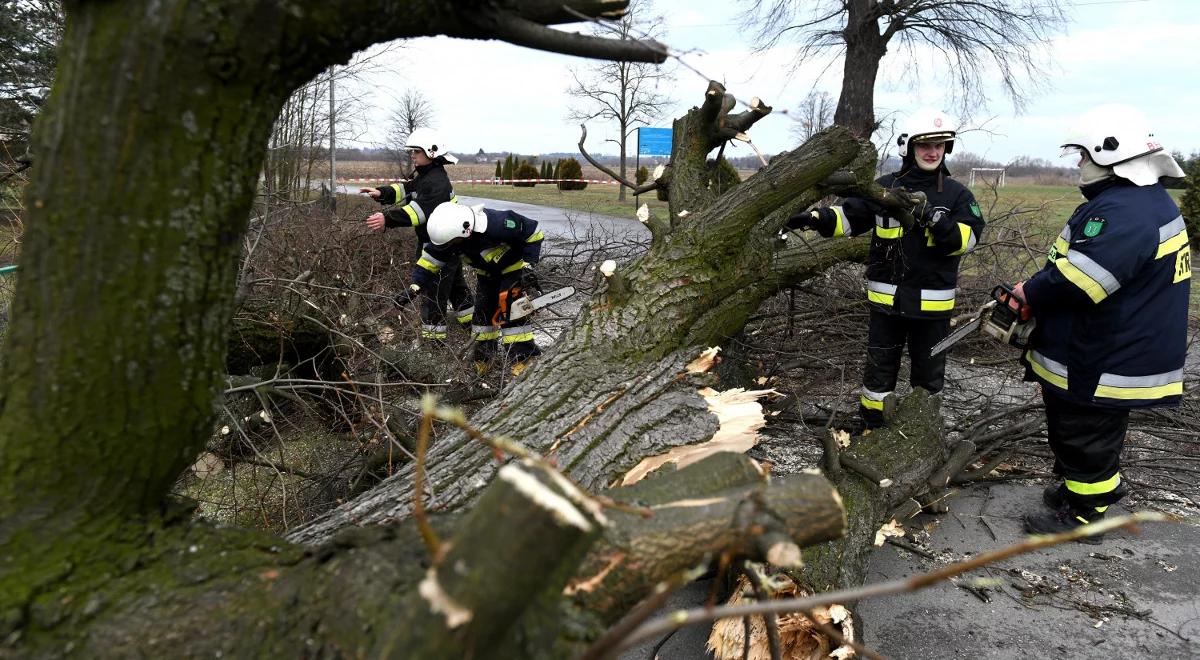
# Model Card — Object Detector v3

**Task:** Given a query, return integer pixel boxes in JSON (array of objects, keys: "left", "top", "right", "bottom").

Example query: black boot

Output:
[
  {"left": 1043, "top": 483, "right": 1068, "bottom": 510},
  {"left": 1023, "top": 505, "right": 1106, "bottom": 544}
]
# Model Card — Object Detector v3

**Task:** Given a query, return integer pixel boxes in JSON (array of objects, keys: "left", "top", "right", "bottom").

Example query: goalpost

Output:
[{"left": 968, "top": 167, "right": 1006, "bottom": 188}]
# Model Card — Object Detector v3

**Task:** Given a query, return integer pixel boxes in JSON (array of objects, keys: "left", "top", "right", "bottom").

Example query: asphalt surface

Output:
[{"left": 622, "top": 483, "right": 1200, "bottom": 659}]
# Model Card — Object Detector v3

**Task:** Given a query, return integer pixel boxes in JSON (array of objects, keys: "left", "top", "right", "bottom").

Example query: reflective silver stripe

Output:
[
  {"left": 421, "top": 324, "right": 447, "bottom": 333},
  {"left": 962, "top": 228, "right": 978, "bottom": 253},
  {"left": 866, "top": 281, "right": 897, "bottom": 295},
  {"left": 861, "top": 387, "right": 890, "bottom": 402},
  {"left": 1159, "top": 216, "right": 1186, "bottom": 242},
  {"left": 920, "top": 288, "right": 955, "bottom": 301},
  {"left": 875, "top": 215, "right": 900, "bottom": 229},
  {"left": 1029, "top": 350, "right": 1069, "bottom": 378},
  {"left": 1060, "top": 225, "right": 1071, "bottom": 240},
  {"left": 501, "top": 325, "right": 532, "bottom": 336},
  {"left": 1066, "top": 250, "right": 1121, "bottom": 296},
  {"left": 833, "top": 207, "right": 851, "bottom": 237},
  {"left": 472, "top": 325, "right": 499, "bottom": 334},
  {"left": 407, "top": 201, "right": 428, "bottom": 225},
  {"left": 420, "top": 250, "right": 445, "bottom": 267},
  {"left": 1098, "top": 369, "right": 1184, "bottom": 388}
]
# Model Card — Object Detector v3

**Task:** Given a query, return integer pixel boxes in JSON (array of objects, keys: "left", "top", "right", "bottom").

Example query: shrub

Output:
[
  {"left": 502, "top": 154, "right": 514, "bottom": 181},
  {"left": 1179, "top": 157, "right": 1200, "bottom": 248},
  {"left": 513, "top": 161, "right": 540, "bottom": 187},
  {"left": 636, "top": 165, "right": 650, "bottom": 186},
  {"left": 706, "top": 157, "right": 741, "bottom": 193},
  {"left": 556, "top": 157, "right": 588, "bottom": 191},
  {"left": 494, "top": 161, "right": 502, "bottom": 179}
]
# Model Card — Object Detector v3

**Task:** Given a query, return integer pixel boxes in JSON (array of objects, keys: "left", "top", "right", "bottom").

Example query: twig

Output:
[
  {"left": 413, "top": 394, "right": 441, "bottom": 558},
  {"left": 602, "top": 512, "right": 1175, "bottom": 658},
  {"left": 577, "top": 124, "right": 658, "bottom": 195},
  {"left": 739, "top": 562, "right": 782, "bottom": 660}
]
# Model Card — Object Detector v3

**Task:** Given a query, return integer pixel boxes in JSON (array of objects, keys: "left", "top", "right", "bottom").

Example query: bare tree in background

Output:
[
  {"left": 566, "top": 0, "right": 674, "bottom": 201},
  {"left": 740, "top": 0, "right": 1067, "bottom": 137},
  {"left": 790, "top": 89, "right": 835, "bottom": 143},
  {"left": 387, "top": 89, "right": 435, "bottom": 174}
]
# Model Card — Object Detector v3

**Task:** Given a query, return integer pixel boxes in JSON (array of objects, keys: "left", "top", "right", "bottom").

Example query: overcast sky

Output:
[{"left": 345, "top": 0, "right": 1199, "bottom": 165}]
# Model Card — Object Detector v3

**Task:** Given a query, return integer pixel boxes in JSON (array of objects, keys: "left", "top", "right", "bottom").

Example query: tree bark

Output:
[{"left": 834, "top": 1, "right": 889, "bottom": 138}]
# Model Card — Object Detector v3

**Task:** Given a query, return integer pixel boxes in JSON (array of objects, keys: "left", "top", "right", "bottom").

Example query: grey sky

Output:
[{"left": 348, "top": 0, "right": 1199, "bottom": 165}]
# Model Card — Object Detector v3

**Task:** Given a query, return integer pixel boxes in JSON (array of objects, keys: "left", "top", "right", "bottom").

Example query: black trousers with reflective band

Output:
[
  {"left": 1043, "top": 389, "right": 1128, "bottom": 509},
  {"left": 859, "top": 310, "right": 949, "bottom": 426}
]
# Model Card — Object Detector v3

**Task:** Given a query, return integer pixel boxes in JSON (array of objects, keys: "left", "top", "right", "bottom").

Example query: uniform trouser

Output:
[
  {"left": 470, "top": 271, "right": 540, "bottom": 362},
  {"left": 1043, "top": 389, "right": 1128, "bottom": 512},
  {"left": 859, "top": 310, "right": 950, "bottom": 427},
  {"left": 418, "top": 259, "right": 473, "bottom": 340}
]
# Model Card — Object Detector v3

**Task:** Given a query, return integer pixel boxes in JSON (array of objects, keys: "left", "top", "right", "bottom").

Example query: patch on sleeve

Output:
[
  {"left": 1083, "top": 217, "right": 1106, "bottom": 237},
  {"left": 969, "top": 202, "right": 982, "bottom": 218},
  {"left": 504, "top": 218, "right": 517, "bottom": 230}
]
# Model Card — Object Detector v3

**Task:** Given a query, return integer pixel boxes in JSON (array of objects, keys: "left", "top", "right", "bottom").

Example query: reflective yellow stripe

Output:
[
  {"left": 1094, "top": 381, "right": 1182, "bottom": 401},
  {"left": 1025, "top": 351, "right": 1068, "bottom": 390},
  {"left": 860, "top": 395, "right": 885, "bottom": 411},
  {"left": 474, "top": 330, "right": 501, "bottom": 341},
  {"left": 403, "top": 205, "right": 420, "bottom": 227},
  {"left": 948, "top": 223, "right": 974, "bottom": 256},
  {"left": 389, "top": 184, "right": 404, "bottom": 199},
  {"left": 1156, "top": 231, "right": 1188, "bottom": 259},
  {"left": 866, "top": 291, "right": 895, "bottom": 306},
  {"left": 501, "top": 260, "right": 527, "bottom": 274},
  {"left": 482, "top": 245, "right": 510, "bottom": 263},
  {"left": 1065, "top": 473, "right": 1121, "bottom": 496},
  {"left": 1053, "top": 236, "right": 1070, "bottom": 256},
  {"left": 921, "top": 299, "right": 955, "bottom": 312},
  {"left": 832, "top": 207, "right": 849, "bottom": 238},
  {"left": 875, "top": 226, "right": 902, "bottom": 239},
  {"left": 417, "top": 257, "right": 441, "bottom": 273},
  {"left": 501, "top": 332, "right": 535, "bottom": 344},
  {"left": 526, "top": 230, "right": 544, "bottom": 243},
  {"left": 455, "top": 311, "right": 473, "bottom": 324},
  {"left": 420, "top": 330, "right": 447, "bottom": 339},
  {"left": 1053, "top": 258, "right": 1108, "bottom": 303}
]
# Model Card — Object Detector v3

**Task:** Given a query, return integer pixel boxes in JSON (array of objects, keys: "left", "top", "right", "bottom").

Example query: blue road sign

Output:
[{"left": 637, "top": 127, "right": 673, "bottom": 156}]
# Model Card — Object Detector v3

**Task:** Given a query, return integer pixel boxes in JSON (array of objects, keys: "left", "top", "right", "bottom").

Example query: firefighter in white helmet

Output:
[
  {"left": 361, "top": 128, "right": 471, "bottom": 342},
  {"left": 787, "top": 107, "right": 986, "bottom": 430},
  {"left": 1014, "top": 104, "right": 1188, "bottom": 541},
  {"left": 419, "top": 202, "right": 545, "bottom": 373}
]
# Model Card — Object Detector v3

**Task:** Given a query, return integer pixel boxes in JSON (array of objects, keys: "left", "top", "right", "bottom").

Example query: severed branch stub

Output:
[{"left": 577, "top": 124, "right": 659, "bottom": 195}]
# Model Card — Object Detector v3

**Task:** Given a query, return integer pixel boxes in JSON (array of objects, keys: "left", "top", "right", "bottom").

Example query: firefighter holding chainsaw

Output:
[
  {"left": 788, "top": 108, "right": 985, "bottom": 430},
  {"left": 1013, "top": 105, "right": 1189, "bottom": 539},
  {"left": 362, "top": 128, "right": 473, "bottom": 342},
  {"left": 420, "top": 202, "right": 545, "bottom": 372}
]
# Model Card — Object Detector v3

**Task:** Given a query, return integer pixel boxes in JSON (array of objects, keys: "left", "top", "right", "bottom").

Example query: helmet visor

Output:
[{"left": 912, "top": 132, "right": 955, "bottom": 145}]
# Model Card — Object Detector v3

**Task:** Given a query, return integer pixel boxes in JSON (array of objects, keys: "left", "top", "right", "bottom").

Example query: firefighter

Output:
[
  {"left": 421, "top": 202, "right": 545, "bottom": 373},
  {"left": 788, "top": 108, "right": 985, "bottom": 430},
  {"left": 1015, "top": 104, "right": 1188, "bottom": 540},
  {"left": 361, "top": 128, "right": 472, "bottom": 342}
]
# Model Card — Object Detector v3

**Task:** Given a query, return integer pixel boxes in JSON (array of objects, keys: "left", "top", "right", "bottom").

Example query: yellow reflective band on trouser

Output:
[
  {"left": 420, "top": 325, "right": 447, "bottom": 340},
  {"left": 1093, "top": 369, "right": 1184, "bottom": 402},
  {"left": 1025, "top": 350, "right": 1068, "bottom": 390},
  {"left": 860, "top": 388, "right": 890, "bottom": 411},
  {"left": 832, "top": 207, "right": 850, "bottom": 237},
  {"left": 526, "top": 230, "right": 544, "bottom": 243},
  {"left": 1054, "top": 251, "right": 1120, "bottom": 303},
  {"left": 501, "top": 260, "right": 527, "bottom": 274},
  {"left": 473, "top": 325, "right": 501, "bottom": 341},
  {"left": 875, "top": 225, "right": 902, "bottom": 239},
  {"left": 500, "top": 326, "right": 534, "bottom": 344},
  {"left": 455, "top": 311, "right": 473, "bottom": 324},
  {"left": 1156, "top": 216, "right": 1188, "bottom": 259},
  {"left": 1065, "top": 472, "right": 1121, "bottom": 496},
  {"left": 948, "top": 223, "right": 977, "bottom": 256}
]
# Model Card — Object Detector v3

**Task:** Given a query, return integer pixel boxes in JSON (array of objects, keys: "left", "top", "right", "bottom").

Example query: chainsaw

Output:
[
  {"left": 458, "top": 286, "right": 576, "bottom": 322},
  {"left": 929, "top": 283, "right": 1035, "bottom": 357}
]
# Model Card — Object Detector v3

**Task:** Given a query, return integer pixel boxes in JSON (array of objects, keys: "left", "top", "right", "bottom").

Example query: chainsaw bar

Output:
[{"left": 929, "top": 310, "right": 988, "bottom": 357}]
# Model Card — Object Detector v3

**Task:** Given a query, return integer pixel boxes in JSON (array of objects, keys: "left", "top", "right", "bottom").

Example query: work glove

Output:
[
  {"left": 898, "top": 191, "right": 948, "bottom": 228},
  {"left": 786, "top": 209, "right": 820, "bottom": 231},
  {"left": 394, "top": 283, "right": 421, "bottom": 308},
  {"left": 519, "top": 266, "right": 543, "bottom": 296}
]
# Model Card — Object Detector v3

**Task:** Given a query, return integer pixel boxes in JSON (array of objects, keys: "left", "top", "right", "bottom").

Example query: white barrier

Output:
[{"left": 339, "top": 178, "right": 621, "bottom": 185}]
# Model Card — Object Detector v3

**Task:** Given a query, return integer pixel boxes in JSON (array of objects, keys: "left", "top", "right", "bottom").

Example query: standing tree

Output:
[
  {"left": 790, "top": 89, "right": 835, "bottom": 143},
  {"left": 566, "top": 0, "right": 674, "bottom": 201},
  {"left": 0, "top": 0, "right": 62, "bottom": 159},
  {"left": 387, "top": 88, "right": 435, "bottom": 172},
  {"left": 740, "top": 0, "right": 1067, "bottom": 137}
]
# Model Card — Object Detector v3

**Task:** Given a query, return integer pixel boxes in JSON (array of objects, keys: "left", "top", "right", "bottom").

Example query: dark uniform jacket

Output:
[
  {"left": 375, "top": 158, "right": 456, "bottom": 244},
  {"left": 412, "top": 209, "right": 544, "bottom": 288},
  {"left": 1022, "top": 178, "right": 1190, "bottom": 409},
  {"left": 806, "top": 164, "right": 985, "bottom": 318}
]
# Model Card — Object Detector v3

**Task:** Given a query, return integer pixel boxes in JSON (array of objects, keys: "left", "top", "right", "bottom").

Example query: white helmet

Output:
[
  {"left": 1060, "top": 104, "right": 1183, "bottom": 185},
  {"left": 405, "top": 128, "right": 458, "bottom": 164},
  {"left": 897, "top": 108, "right": 957, "bottom": 158},
  {"left": 427, "top": 203, "right": 486, "bottom": 245}
]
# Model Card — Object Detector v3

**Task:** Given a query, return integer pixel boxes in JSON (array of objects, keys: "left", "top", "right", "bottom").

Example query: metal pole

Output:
[
  {"left": 329, "top": 65, "right": 337, "bottom": 214},
  {"left": 634, "top": 128, "right": 641, "bottom": 208}
]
